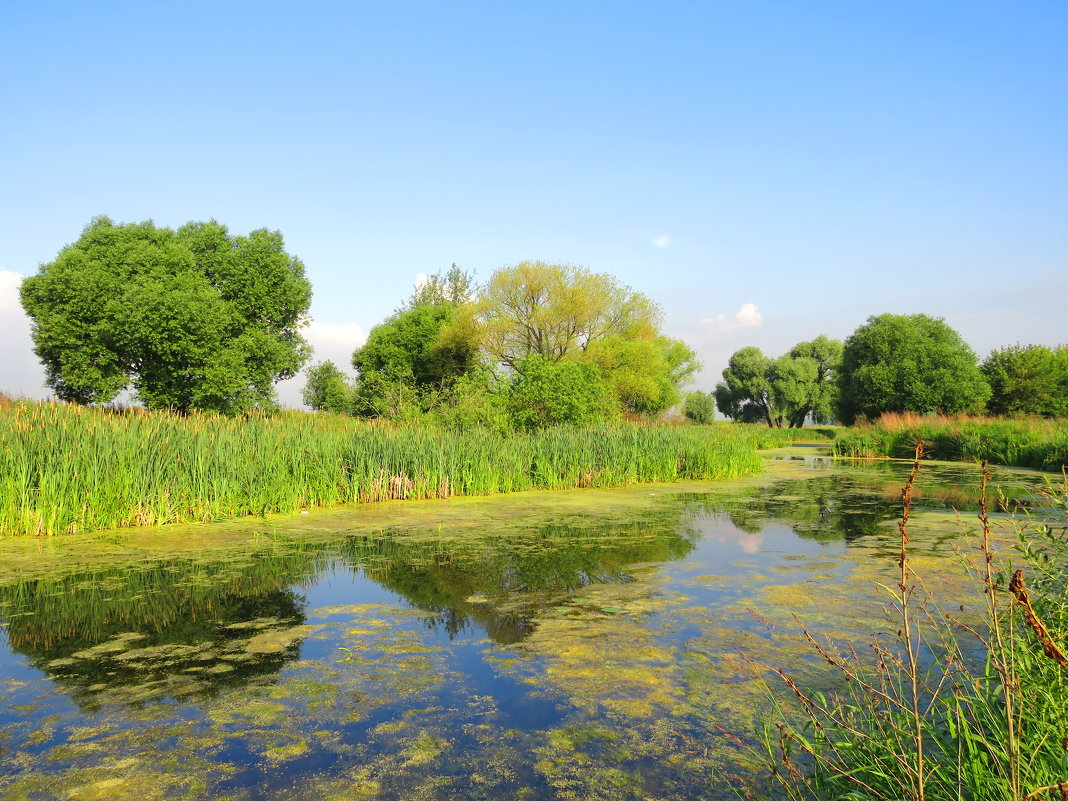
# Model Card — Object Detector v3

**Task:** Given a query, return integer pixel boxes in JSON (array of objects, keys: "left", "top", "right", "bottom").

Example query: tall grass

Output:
[
  {"left": 761, "top": 450, "right": 1068, "bottom": 801},
  {"left": 0, "top": 401, "right": 803, "bottom": 536},
  {"left": 833, "top": 412, "right": 1068, "bottom": 471}
]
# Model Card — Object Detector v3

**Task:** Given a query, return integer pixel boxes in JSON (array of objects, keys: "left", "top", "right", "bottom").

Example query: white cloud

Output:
[
  {"left": 652, "top": 234, "right": 672, "bottom": 248},
  {"left": 0, "top": 269, "right": 50, "bottom": 398},
  {"left": 414, "top": 272, "right": 430, "bottom": 289},
  {"left": 701, "top": 303, "right": 763, "bottom": 332},
  {"left": 274, "top": 319, "right": 367, "bottom": 408}
]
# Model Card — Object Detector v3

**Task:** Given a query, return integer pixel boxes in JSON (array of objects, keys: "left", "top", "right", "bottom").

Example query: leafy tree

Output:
[
  {"left": 714, "top": 347, "right": 775, "bottom": 425},
  {"left": 19, "top": 216, "right": 311, "bottom": 413},
  {"left": 982, "top": 344, "right": 1068, "bottom": 417},
  {"left": 788, "top": 335, "right": 843, "bottom": 424},
  {"left": 351, "top": 302, "right": 480, "bottom": 418},
  {"left": 406, "top": 264, "right": 476, "bottom": 309},
  {"left": 302, "top": 361, "right": 353, "bottom": 414},
  {"left": 507, "top": 355, "right": 616, "bottom": 429},
  {"left": 836, "top": 313, "right": 990, "bottom": 425},
  {"left": 683, "top": 391, "right": 716, "bottom": 424},
  {"left": 714, "top": 338, "right": 842, "bottom": 427},
  {"left": 583, "top": 335, "right": 700, "bottom": 417},
  {"left": 478, "top": 261, "right": 660, "bottom": 368}
]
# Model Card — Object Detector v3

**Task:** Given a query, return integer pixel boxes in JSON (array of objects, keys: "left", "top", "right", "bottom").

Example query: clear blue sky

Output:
[{"left": 2, "top": 1, "right": 1066, "bottom": 404}]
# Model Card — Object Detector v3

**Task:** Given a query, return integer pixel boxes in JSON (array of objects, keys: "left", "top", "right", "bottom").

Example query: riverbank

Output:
[{"left": 832, "top": 413, "right": 1068, "bottom": 471}]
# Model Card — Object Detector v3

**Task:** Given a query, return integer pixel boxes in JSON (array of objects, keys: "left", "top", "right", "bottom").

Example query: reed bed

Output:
[
  {"left": 0, "top": 401, "right": 801, "bottom": 536},
  {"left": 762, "top": 455, "right": 1068, "bottom": 801},
  {"left": 833, "top": 412, "right": 1068, "bottom": 471}
]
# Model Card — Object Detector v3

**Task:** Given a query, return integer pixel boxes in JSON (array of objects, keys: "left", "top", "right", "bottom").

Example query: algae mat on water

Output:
[{"left": 0, "top": 453, "right": 1038, "bottom": 800}]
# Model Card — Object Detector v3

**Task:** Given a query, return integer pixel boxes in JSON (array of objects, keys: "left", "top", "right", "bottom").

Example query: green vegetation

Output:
[
  {"left": 982, "top": 343, "right": 1068, "bottom": 418},
  {"left": 683, "top": 390, "right": 716, "bottom": 424},
  {"left": 763, "top": 459, "right": 1068, "bottom": 801},
  {"left": 714, "top": 336, "right": 842, "bottom": 427},
  {"left": 832, "top": 413, "right": 1068, "bottom": 471},
  {"left": 301, "top": 361, "right": 353, "bottom": 414},
  {"left": 0, "top": 398, "right": 813, "bottom": 536},
  {"left": 837, "top": 313, "right": 990, "bottom": 424},
  {"left": 19, "top": 217, "right": 312, "bottom": 413},
  {"left": 324, "top": 261, "right": 700, "bottom": 428}
]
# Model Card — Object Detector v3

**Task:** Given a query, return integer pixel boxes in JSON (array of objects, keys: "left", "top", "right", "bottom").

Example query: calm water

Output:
[{"left": 0, "top": 452, "right": 1036, "bottom": 800}]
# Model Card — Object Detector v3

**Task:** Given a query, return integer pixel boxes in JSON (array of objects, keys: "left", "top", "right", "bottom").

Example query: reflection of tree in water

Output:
[
  {"left": 0, "top": 503, "right": 701, "bottom": 706},
  {"left": 685, "top": 464, "right": 1016, "bottom": 545},
  {"left": 0, "top": 551, "right": 324, "bottom": 708},
  {"left": 340, "top": 515, "right": 699, "bottom": 643}
]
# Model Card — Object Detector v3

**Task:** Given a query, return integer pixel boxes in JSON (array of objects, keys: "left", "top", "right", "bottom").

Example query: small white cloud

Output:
[
  {"left": 414, "top": 273, "right": 430, "bottom": 289},
  {"left": 701, "top": 303, "right": 764, "bottom": 331},
  {"left": 652, "top": 234, "right": 672, "bottom": 248}
]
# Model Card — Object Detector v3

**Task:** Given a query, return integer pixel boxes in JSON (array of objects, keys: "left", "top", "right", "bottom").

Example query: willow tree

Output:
[{"left": 477, "top": 261, "right": 660, "bottom": 368}]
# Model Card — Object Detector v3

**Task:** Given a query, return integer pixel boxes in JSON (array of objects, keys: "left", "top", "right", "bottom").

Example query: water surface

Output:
[{"left": 0, "top": 452, "right": 1036, "bottom": 800}]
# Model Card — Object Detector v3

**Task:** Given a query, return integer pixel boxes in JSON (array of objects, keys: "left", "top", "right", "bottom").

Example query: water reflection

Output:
[{"left": 0, "top": 456, "right": 1038, "bottom": 800}]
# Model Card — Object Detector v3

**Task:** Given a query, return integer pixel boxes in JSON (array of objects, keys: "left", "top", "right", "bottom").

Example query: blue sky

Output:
[{"left": 2, "top": 1, "right": 1066, "bottom": 405}]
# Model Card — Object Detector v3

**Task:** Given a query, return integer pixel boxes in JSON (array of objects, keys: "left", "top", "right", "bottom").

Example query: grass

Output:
[
  {"left": 0, "top": 399, "right": 824, "bottom": 536},
  {"left": 760, "top": 447, "right": 1068, "bottom": 801},
  {"left": 833, "top": 412, "right": 1068, "bottom": 471}
]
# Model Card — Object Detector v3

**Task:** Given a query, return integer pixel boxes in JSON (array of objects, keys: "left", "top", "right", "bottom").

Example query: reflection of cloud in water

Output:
[{"left": 693, "top": 514, "right": 765, "bottom": 553}]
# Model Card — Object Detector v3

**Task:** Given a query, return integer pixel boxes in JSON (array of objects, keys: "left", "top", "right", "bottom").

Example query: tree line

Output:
[
  {"left": 693, "top": 314, "right": 1068, "bottom": 427},
  {"left": 18, "top": 217, "right": 1067, "bottom": 426}
]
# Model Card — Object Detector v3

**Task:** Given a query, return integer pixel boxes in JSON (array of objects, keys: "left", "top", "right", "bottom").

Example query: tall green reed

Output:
[
  {"left": 833, "top": 414, "right": 1068, "bottom": 471},
  {"left": 0, "top": 401, "right": 803, "bottom": 536},
  {"left": 760, "top": 449, "right": 1068, "bottom": 801}
]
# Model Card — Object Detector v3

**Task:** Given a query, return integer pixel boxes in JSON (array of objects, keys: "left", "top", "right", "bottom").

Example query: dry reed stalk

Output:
[
  {"left": 1009, "top": 570, "right": 1068, "bottom": 670},
  {"left": 897, "top": 441, "right": 927, "bottom": 801}
]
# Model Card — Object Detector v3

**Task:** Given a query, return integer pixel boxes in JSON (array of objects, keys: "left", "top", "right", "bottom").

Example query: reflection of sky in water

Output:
[{"left": 0, "top": 456, "right": 1030, "bottom": 800}]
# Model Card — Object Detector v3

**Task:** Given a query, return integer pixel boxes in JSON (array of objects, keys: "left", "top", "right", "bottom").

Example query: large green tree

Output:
[
  {"left": 19, "top": 217, "right": 311, "bottom": 413},
  {"left": 836, "top": 313, "right": 990, "bottom": 424},
  {"left": 982, "top": 344, "right": 1068, "bottom": 417},
  {"left": 714, "top": 338, "right": 841, "bottom": 427}
]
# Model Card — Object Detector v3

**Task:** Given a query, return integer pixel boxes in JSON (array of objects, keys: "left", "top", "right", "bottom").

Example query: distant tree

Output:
[
  {"left": 836, "top": 313, "right": 990, "bottom": 425},
  {"left": 19, "top": 216, "right": 311, "bottom": 413},
  {"left": 787, "top": 335, "right": 843, "bottom": 424},
  {"left": 478, "top": 261, "right": 660, "bottom": 368},
  {"left": 351, "top": 301, "right": 480, "bottom": 418},
  {"left": 507, "top": 355, "right": 615, "bottom": 429},
  {"left": 683, "top": 391, "right": 716, "bottom": 424},
  {"left": 302, "top": 361, "right": 353, "bottom": 414},
  {"left": 406, "top": 264, "right": 476, "bottom": 309},
  {"left": 715, "top": 347, "right": 775, "bottom": 425},
  {"left": 982, "top": 344, "right": 1068, "bottom": 417},
  {"left": 714, "top": 337, "right": 843, "bottom": 427}
]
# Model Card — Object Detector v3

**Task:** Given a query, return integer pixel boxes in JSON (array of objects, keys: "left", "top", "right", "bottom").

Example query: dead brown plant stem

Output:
[
  {"left": 979, "top": 460, "right": 1023, "bottom": 800},
  {"left": 899, "top": 441, "right": 926, "bottom": 801}
]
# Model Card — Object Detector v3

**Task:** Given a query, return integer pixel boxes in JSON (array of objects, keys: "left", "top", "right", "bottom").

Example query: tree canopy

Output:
[
  {"left": 477, "top": 261, "right": 660, "bottom": 369},
  {"left": 19, "top": 217, "right": 311, "bottom": 413},
  {"left": 982, "top": 344, "right": 1068, "bottom": 418},
  {"left": 350, "top": 266, "right": 483, "bottom": 418},
  {"left": 714, "top": 337, "right": 842, "bottom": 427},
  {"left": 836, "top": 313, "right": 990, "bottom": 424},
  {"left": 302, "top": 361, "right": 353, "bottom": 414}
]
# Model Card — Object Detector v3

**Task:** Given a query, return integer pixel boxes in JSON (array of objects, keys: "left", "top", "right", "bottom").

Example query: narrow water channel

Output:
[{"left": 0, "top": 450, "right": 1037, "bottom": 800}]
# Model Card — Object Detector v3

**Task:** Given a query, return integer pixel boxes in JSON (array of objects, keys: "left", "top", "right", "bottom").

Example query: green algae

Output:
[{"left": 0, "top": 452, "right": 1051, "bottom": 801}]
